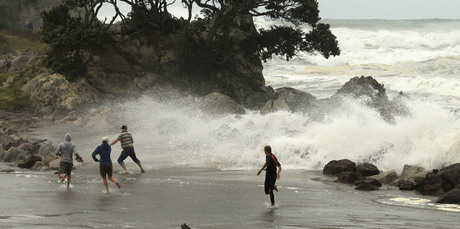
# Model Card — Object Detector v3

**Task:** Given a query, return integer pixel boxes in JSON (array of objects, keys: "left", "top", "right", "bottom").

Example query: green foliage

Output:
[
  {"left": 0, "top": 85, "right": 31, "bottom": 111},
  {"left": 122, "top": 5, "right": 183, "bottom": 36},
  {"left": 43, "top": 50, "right": 87, "bottom": 79},
  {"left": 0, "top": 68, "right": 38, "bottom": 112},
  {"left": 0, "top": 33, "right": 8, "bottom": 53},
  {"left": 41, "top": 3, "right": 106, "bottom": 80}
]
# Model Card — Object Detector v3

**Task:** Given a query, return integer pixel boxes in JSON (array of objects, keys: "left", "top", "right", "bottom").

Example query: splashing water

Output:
[{"left": 80, "top": 93, "right": 460, "bottom": 173}]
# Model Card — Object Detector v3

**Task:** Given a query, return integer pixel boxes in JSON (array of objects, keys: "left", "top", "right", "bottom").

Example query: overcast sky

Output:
[
  {"left": 99, "top": 0, "right": 460, "bottom": 21},
  {"left": 318, "top": 0, "right": 460, "bottom": 19}
]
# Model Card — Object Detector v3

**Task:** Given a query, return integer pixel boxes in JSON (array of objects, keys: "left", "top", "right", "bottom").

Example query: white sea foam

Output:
[{"left": 84, "top": 93, "right": 460, "bottom": 174}]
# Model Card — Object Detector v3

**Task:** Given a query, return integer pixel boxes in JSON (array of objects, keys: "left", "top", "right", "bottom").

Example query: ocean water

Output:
[{"left": 3, "top": 19, "right": 460, "bottom": 228}]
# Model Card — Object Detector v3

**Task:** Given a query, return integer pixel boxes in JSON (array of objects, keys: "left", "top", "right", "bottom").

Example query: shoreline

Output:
[{"left": 1, "top": 166, "right": 460, "bottom": 228}]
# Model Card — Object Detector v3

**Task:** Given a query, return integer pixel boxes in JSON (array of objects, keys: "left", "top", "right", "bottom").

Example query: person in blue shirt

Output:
[
  {"left": 92, "top": 136, "right": 120, "bottom": 194},
  {"left": 257, "top": 145, "right": 282, "bottom": 206}
]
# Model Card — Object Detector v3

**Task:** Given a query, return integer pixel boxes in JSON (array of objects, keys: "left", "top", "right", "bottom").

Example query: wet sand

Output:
[{"left": 1, "top": 165, "right": 460, "bottom": 229}]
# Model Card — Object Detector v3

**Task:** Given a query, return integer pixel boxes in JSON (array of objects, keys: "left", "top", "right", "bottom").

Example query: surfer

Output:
[
  {"left": 55, "top": 133, "right": 83, "bottom": 190},
  {"left": 257, "top": 145, "right": 282, "bottom": 206},
  {"left": 92, "top": 136, "right": 121, "bottom": 194},
  {"left": 110, "top": 125, "right": 145, "bottom": 174}
]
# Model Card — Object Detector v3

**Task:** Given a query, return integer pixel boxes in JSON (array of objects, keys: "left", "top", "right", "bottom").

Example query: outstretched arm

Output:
[
  {"left": 257, "top": 163, "right": 267, "bottom": 175},
  {"left": 110, "top": 138, "right": 119, "bottom": 146}
]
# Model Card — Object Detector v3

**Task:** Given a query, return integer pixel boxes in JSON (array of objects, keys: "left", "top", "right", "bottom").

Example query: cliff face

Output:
[{"left": 6, "top": 0, "right": 61, "bottom": 31}]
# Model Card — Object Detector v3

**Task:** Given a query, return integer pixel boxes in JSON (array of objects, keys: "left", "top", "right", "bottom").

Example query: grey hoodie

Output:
[{"left": 55, "top": 133, "right": 80, "bottom": 164}]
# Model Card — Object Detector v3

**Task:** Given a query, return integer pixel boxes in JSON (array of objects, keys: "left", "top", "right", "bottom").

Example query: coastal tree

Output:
[
  {"left": 182, "top": 0, "right": 340, "bottom": 63},
  {"left": 41, "top": 1, "right": 109, "bottom": 79}
]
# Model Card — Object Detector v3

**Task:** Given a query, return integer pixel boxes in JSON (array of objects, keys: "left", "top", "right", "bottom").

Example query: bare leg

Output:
[
  {"left": 66, "top": 175, "right": 71, "bottom": 190},
  {"left": 102, "top": 176, "right": 110, "bottom": 194},
  {"left": 108, "top": 176, "right": 120, "bottom": 188},
  {"left": 137, "top": 162, "right": 145, "bottom": 173},
  {"left": 120, "top": 163, "right": 129, "bottom": 174},
  {"left": 59, "top": 174, "right": 66, "bottom": 182}
]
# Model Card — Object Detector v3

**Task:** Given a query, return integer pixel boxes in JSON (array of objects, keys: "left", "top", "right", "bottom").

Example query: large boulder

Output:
[
  {"left": 260, "top": 87, "right": 317, "bottom": 114},
  {"left": 438, "top": 163, "right": 460, "bottom": 188},
  {"left": 30, "top": 161, "right": 45, "bottom": 170},
  {"left": 42, "top": 153, "right": 58, "bottom": 166},
  {"left": 3, "top": 147, "right": 26, "bottom": 162},
  {"left": 356, "top": 163, "right": 380, "bottom": 177},
  {"left": 323, "top": 159, "right": 356, "bottom": 176},
  {"left": 355, "top": 179, "right": 382, "bottom": 191},
  {"left": 18, "top": 154, "right": 42, "bottom": 169},
  {"left": 331, "top": 76, "right": 394, "bottom": 122},
  {"left": 336, "top": 171, "right": 360, "bottom": 184},
  {"left": 436, "top": 188, "right": 460, "bottom": 204},
  {"left": 37, "top": 140, "right": 56, "bottom": 156},
  {"left": 399, "top": 164, "right": 427, "bottom": 182},
  {"left": 48, "top": 158, "right": 61, "bottom": 170},
  {"left": 23, "top": 72, "right": 101, "bottom": 119},
  {"left": 198, "top": 92, "right": 246, "bottom": 115},
  {"left": 368, "top": 170, "right": 399, "bottom": 185}
]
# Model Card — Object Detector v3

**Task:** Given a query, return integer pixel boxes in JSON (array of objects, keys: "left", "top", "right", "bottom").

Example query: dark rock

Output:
[
  {"left": 419, "top": 184, "right": 445, "bottom": 196},
  {"left": 332, "top": 76, "right": 394, "bottom": 122},
  {"left": 355, "top": 182, "right": 379, "bottom": 191},
  {"left": 336, "top": 171, "right": 360, "bottom": 184},
  {"left": 323, "top": 159, "right": 356, "bottom": 176},
  {"left": 356, "top": 163, "right": 380, "bottom": 177},
  {"left": 260, "top": 87, "right": 317, "bottom": 114},
  {"left": 439, "top": 163, "right": 460, "bottom": 188},
  {"left": 436, "top": 189, "right": 460, "bottom": 204},
  {"left": 18, "top": 154, "right": 42, "bottom": 169},
  {"left": 398, "top": 180, "right": 416, "bottom": 190},
  {"left": 181, "top": 223, "right": 191, "bottom": 229},
  {"left": 368, "top": 170, "right": 399, "bottom": 185}
]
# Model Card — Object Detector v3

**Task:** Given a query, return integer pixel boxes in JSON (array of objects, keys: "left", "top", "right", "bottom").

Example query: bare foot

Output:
[
  {"left": 106, "top": 191, "right": 110, "bottom": 194},
  {"left": 116, "top": 182, "right": 121, "bottom": 189},
  {"left": 274, "top": 185, "right": 278, "bottom": 192},
  {"left": 141, "top": 169, "right": 145, "bottom": 173}
]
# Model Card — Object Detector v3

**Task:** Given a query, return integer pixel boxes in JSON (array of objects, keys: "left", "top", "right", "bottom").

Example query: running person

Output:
[
  {"left": 92, "top": 136, "right": 121, "bottom": 194},
  {"left": 257, "top": 145, "right": 282, "bottom": 206},
  {"left": 55, "top": 133, "right": 83, "bottom": 190},
  {"left": 110, "top": 125, "right": 145, "bottom": 174}
]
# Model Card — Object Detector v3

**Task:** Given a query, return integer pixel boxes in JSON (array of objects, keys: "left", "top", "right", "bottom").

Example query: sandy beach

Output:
[{"left": 1, "top": 165, "right": 460, "bottom": 229}]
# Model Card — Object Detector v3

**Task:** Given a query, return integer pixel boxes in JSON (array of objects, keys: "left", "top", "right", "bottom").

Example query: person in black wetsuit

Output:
[{"left": 257, "top": 145, "right": 282, "bottom": 206}]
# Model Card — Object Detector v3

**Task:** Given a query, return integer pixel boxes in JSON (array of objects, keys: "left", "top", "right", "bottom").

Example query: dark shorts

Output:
[
  {"left": 117, "top": 147, "right": 140, "bottom": 164},
  {"left": 264, "top": 171, "right": 277, "bottom": 194},
  {"left": 100, "top": 165, "right": 113, "bottom": 177},
  {"left": 59, "top": 162, "right": 73, "bottom": 176}
]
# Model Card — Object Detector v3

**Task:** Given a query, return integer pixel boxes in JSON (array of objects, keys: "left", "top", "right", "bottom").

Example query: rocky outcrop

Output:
[
  {"left": 323, "top": 159, "right": 382, "bottom": 190},
  {"left": 23, "top": 72, "right": 101, "bottom": 119},
  {"left": 198, "top": 92, "right": 246, "bottom": 115},
  {"left": 436, "top": 189, "right": 460, "bottom": 204},
  {"left": 260, "top": 87, "right": 317, "bottom": 114},
  {"left": 331, "top": 76, "right": 394, "bottom": 122},
  {"left": 369, "top": 170, "right": 399, "bottom": 185},
  {"left": 323, "top": 159, "right": 356, "bottom": 175}
]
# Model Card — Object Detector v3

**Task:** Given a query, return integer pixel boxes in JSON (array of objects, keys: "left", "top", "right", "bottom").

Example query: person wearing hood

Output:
[
  {"left": 55, "top": 133, "right": 83, "bottom": 190},
  {"left": 92, "top": 136, "right": 121, "bottom": 194}
]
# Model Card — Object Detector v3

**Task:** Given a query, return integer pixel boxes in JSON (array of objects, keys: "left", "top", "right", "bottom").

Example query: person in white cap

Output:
[{"left": 92, "top": 136, "right": 120, "bottom": 194}]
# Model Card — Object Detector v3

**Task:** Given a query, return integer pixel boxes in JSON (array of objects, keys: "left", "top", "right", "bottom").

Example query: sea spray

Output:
[{"left": 81, "top": 94, "right": 460, "bottom": 173}]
